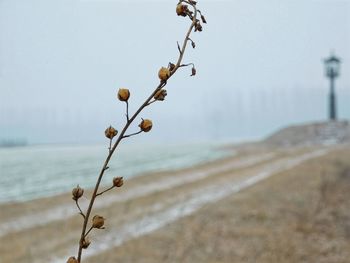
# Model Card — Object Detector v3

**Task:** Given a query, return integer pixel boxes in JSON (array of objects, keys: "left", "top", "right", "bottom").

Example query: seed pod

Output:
[
  {"left": 139, "top": 119, "right": 153, "bottom": 132},
  {"left": 92, "top": 215, "right": 105, "bottom": 229},
  {"left": 201, "top": 14, "right": 207, "bottom": 24},
  {"left": 72, "top": 185, "right": 84, "bottom": 201},
  {"left": 176, "top": 4, "right": 188, "bottom": 17},
  {"left": 195, "top": 22, "right": 203, "bottom": 32},
  {"left": 105, "top": 126, "right": 118, "bottom": 139},
  {"left": 67, "top": 257, "right": 78, "bottom": 263},
  {"left": 191, "top": 67, "right": 196, "bottom": 76},
  {"left": 117, "top": 88, "right": 130, "bottom": 102},
  {"left": 191, "top": 41, "right": 196, "bottom": 49},
  {"left": 158, "top": 67, "right": 170, "bottom": 81},
  {"left": 81, "top": 238, "right": 91, "bottom": 249},
  {"left": 113, "top": 177, "right": 124, "bottom": 187},
  {"left": 154, "top": 89, "right": 167, "bottom": 101}
]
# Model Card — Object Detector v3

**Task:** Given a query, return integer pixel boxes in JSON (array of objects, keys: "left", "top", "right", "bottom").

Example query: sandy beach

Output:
[{"left": 1, "top": 139, "right": 349, "bottom": 263}]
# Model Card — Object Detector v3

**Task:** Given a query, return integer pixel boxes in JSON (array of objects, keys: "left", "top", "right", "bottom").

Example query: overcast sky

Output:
[{"left": 0, "top": 0, "right": 349, "bottom": 144}]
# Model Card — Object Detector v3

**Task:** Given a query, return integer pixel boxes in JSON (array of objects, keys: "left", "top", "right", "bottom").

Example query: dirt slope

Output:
[
  {"left": 265, "top": 120, "right": 350, "bottom": 147},
  {"left": 87, "top": 146, "right": 350, "bottom": 263}
]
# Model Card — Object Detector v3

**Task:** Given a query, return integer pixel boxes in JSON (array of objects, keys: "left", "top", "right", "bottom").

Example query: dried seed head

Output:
[
  {"left": 113, "top": 177, "right": 124, "bottom": 187},
  {"left": 66, "top": 257, "right": 78, "bottom": 263},
  {"left": 105, "top": 126, "right": 118, "bottom": 139},
  {"left": 81, "top": 238, "right": 91, "bottom": 249},
  {"left": 117, "top": 88, "right": 130, "bottom": 102},
  {"left": 139, "top": 119, "right": 153, "bottom": 132},
  {"left": 92, "top": 215, "right": 105, "bottom": 229},
  {"left": 158, "top": 67, "right": 170, "bottom": 81},
  {"left": 154, "top": 89, "right": 167, "bottom": 101},
  {"left": 195, "top": 22, "right": 203, "bottom": 32},
  {"left": 176, "top": 4, "right": 188, "bottom": 17},
  {"left": 72, "top": 185, "right": 84, "bottom": 201}
]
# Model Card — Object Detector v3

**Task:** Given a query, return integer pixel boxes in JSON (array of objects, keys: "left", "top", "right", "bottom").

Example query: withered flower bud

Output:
[
  {"left": 92, "top": 215, "right": 105, "bottom": 229},
  {"left": 117, "top": 88, "right": 130, "bottom": 102},
  {"left": 169, "top": 62, "right": 176, "bottom": 71},
  {"left": 105, "top": 126, "right": 118, "bottom": 139},
  {"left": 113, "top": 177, "right": 124, "bottom": 187},
  {"left": 72, "top": 185, "right": 84, "bottom": 201},
  {"left": 201, "top": 14, "right": 207, "bottom": 24},
  {"left": 81, "top": 238, "right": 91, "bottom": 249},
  {"left": 195, "top": 22, "right": 203, "bottom": 32},
  {"left": 67, "top": 257, "right": 78, "bottom": 263},
  {"left": 191, "top": 41, "right": 196, "bottom": 49},
  {"left": 191, "top": 67, "right": 196, "bottom": 76},
  {"left": 154, "top": 89, "right": 167, "bottom": 101},
  {"left": 158, "top": 67, "right": 170, "bottom": 81},
  {"left": 139, "top": 119, "right": 153, "bottom": 132},
  {"left": 176, "top": 4, "right": 188, "bottom": 17}
]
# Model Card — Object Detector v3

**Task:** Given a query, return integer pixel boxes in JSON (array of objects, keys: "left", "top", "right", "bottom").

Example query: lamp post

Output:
[{"left": 324, "top": 53, "right": 341, "bottom": 121}]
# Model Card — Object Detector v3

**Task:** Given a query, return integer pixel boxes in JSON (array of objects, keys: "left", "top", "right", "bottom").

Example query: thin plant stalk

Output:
[{"left": 72, "top": 1, "right": 204, "bottom": 262}]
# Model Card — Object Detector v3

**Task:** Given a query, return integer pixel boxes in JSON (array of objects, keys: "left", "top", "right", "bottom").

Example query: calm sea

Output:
[{"left": 0, "top": 142, "right": 231, "bottom": 203}]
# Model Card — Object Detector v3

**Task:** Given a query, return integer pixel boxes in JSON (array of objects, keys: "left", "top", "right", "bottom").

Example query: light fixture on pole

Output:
[{"left": 324, "top": 52, "right": 341, "bottom": 121}]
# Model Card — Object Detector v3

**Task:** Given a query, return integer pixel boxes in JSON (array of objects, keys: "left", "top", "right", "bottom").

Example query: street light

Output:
[{"left": 324, "top": 53, "right": 341, "bottom": 120}]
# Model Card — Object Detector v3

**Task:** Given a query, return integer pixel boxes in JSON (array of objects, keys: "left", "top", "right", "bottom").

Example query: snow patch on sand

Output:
[{"left": 0, "top": 153, "right": 275, "bottom": 237}]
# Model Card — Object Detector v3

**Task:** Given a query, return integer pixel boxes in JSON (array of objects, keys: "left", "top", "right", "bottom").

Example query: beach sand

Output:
[{"left": 1, "top": 143, "right": 349, "bottom": 263}]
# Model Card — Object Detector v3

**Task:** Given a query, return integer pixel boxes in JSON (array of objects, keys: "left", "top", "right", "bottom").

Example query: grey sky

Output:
[{"left": 0, "top": 0, "right": 349, "bottom": 144}]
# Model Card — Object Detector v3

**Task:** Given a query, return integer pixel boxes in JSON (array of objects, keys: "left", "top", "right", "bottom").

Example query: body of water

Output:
[{"left": 0, "top": 142, "right": 231, "bottom": 203}]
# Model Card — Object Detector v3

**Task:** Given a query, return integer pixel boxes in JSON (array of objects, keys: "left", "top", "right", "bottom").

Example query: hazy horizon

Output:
[{"left": 1, "top": 0, "right": 349, "bottom": 145}]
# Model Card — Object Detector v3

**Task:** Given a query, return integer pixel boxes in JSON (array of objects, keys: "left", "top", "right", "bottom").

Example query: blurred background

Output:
[
  {"left": 2, "top": 0, "right": 348, "bottom": 200},
  {"left": 1, "top": 0, "right": 349, "bottom": 145}
]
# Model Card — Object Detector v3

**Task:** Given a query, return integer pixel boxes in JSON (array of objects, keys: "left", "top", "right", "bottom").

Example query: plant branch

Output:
[
  {"left": 76, "top": 2, "right": 200, "bottom": 262},
  {"left": 75, "top": 200, "right": 85, "bottom": 219},
  {"left": 84, "top": 226, "right": 93, "bottom": 238},
  {"left": 126, "top": 101, "right": 130, "bottom": 122},
  {"left": 96, "top": 185, "right": 115, "bottom": 197},
  {"left": 108, "top": 139, "right": 112, "bottom": 153},
  {"left": 147, "top": 99, "right": 157, "bottom": 106},
  {"left": 122, "top": 130, "right": 143, "bottom": 139},
  {"left": 179, "top": 62, "right": 195, "bottom": 68},
  {"left": 177, "top": 41, "right": 182, "bottom": 54},
  {"left": 171, "top": 1, "right": 197, "bottom": 75}
]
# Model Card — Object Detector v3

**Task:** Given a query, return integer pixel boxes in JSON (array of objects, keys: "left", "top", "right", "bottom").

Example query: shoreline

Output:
[{"left": 0, "top": 142, "right": 233, "bottom": 204}]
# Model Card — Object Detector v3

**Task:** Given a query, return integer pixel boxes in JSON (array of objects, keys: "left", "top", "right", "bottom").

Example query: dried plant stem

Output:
[
  {"left": 76, "top": 2, "right": 199, "bottom": 262},
  {"left": 108, "top": 138, "right": 112, "bottom": 153},
  {"left": 84, "top": 226, "right": 93, "bottom": 238},
  {"left": 179, "top": 62, "right": 195, "bottom": 68},
  {"left": 75, "top": 200, "right": 85, "bottom": 218},
  {"left": 123, "top": 130, "right": 143, "bottom": 139},
  {"left": 96, "top": 185, "right": 115, "bottom": 197},
  {"left": 125, "top": 101, "right": 130, "bottom": 122},
  {"left": 77, "top": 84, "right": 163, "bottom": 262},
  {"left": 146, "top": 99, "right": 157, "bottom": 106}
]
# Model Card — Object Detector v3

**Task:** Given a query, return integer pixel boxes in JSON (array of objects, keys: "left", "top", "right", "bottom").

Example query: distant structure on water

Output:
[{"left": 0, "top": 138, "right": 28, "bottom": 148}]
